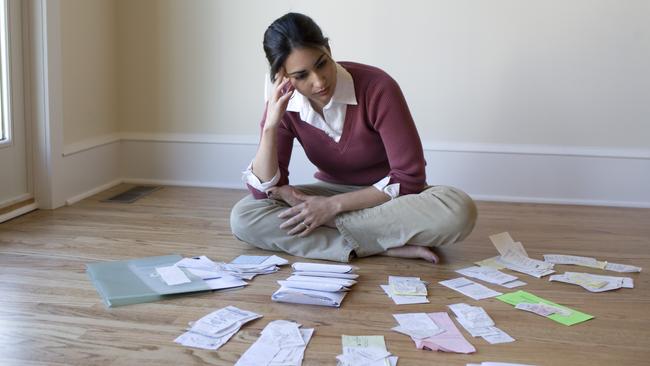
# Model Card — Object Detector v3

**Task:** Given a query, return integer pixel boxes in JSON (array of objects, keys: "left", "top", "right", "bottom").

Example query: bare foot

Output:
[{"left": 381, "top": 245, "right": 440, "bottom": 264}]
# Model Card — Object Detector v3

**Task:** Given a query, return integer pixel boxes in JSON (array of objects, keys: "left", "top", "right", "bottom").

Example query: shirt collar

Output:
[{"left": 286, "top": 62, "right": 357, "bottom": 112}]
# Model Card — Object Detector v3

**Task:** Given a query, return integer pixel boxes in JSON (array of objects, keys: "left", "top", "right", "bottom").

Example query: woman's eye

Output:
[
  {"left": 294, "top": 74, "right": 306, "bottom": 80},
  {"left": 317, "top": 60, "right": 327, "bottom": 69}
]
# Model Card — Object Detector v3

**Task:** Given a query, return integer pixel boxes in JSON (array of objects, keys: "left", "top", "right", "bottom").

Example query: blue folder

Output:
[{"left": 86, "top": 254, "right": 212, "bottom": 307}]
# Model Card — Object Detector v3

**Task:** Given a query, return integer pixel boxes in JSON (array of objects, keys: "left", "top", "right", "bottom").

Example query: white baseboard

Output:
[
  {"left": 65, "top": 178, "right": 123, "bottom": 206},
  {"left": 59, "top": 134, "right": 650, "bottom": 208},
  {"left": 0, "top": 202, "right": 39, "bottom": 224}
]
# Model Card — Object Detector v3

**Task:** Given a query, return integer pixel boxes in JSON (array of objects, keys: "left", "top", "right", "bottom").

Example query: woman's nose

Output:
[{"left": 311, "top": 72, "right": 326, "bottom": 89}]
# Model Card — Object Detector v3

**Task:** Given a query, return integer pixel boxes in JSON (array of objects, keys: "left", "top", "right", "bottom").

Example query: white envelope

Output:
[
  {"left": 291, "top": 271, "right": 359, "bottom": 279},
  {"left": 286, "top": 275, "right": 357, "bottom": 288},
  {"left": 272, "top": 286, "right": 347, "bottom": 307},
  {"left": 292, "top": 262, "right": 356, "bottom": 273},
  {"left": 277, "top": 280, "right": 348, "bottom": 292}
]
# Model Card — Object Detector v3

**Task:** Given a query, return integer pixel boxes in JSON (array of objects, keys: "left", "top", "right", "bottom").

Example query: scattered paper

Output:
[
  {"left": 381, "top": 285, "right": 429, "bottom": 305},
  {"left": 456, "top": 266, "right": 522, "bottom": 287},
  {"left": 479, "top": 232, "right": 555, "bottom": 278},
  {"left": 549, "top": 272, "right": 633, "bottom": 292},
  {"left": 230, "top": 255, "right": 270, "bottom": 265},
  {"left": 337, "top": 335, "right": 396, "bottom": 366},
  {"left": 174, "top": 306, "right": 261, "bottom": 350},
  {"left": 235, "top": 320, "right": 313, "bottom": 366},
  {"left": 439, "top": 277, "right": 502, "bottom": 300},
  {"left": 412, "top": 312, "right": 476, "bottom": 354},
  {"left": 543, "top": 254, "right": 605, "bottom": 269},
  {"left": 448, "top": 303, "right": 514, "bottom": 344},
  {"left": 605, "top": 262, "right": 642, "bottom": 273},
  {"left": 489, "top": 232, "right": 529, "bottom": 257},
  {"left": 392, "top": 313, "right": 444, "bottom": 339},
  {"left": 497, "top": 290, "right": 593, "bottom": 326},
  {"left": 475, "top": 256, "right": 506, "bottom": 270},
  {"left": 515, "top": 302, "right": 571, "bottom": 317},
  {"left": 544, "top": 254, "right": 642, "bottom": 273}
]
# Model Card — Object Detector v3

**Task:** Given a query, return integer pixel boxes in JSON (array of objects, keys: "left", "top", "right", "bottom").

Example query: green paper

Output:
[{"left": 496, "top": 290, "right": 594, "bottom": 326}]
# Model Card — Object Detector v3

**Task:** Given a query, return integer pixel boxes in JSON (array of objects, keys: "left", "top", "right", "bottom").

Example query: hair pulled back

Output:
[{"left": 263, "top": 13, "right": 330, "bottom": 82}]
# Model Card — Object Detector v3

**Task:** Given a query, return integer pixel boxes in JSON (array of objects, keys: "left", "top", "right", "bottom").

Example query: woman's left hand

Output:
[{"left": 278, "top": 191, "right": 339, "bottom": 237}]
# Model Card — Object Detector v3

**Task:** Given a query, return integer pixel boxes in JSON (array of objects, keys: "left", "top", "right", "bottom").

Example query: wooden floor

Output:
[{"left": 1, "top": 185, "right": 649, "bottom": 366}]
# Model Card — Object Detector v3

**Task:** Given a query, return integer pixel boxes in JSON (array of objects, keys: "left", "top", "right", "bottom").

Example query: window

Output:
[{"left": 0, "top": 0, "right": 9, "bottom": 143}]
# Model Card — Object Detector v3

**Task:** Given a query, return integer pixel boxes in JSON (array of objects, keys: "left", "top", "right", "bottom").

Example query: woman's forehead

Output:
[{"left": 284, "top": 48, "right": 327, "bottom": 74}]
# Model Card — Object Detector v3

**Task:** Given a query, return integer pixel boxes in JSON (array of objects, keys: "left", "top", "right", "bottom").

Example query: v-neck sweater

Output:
[{"left": 248, "top": 61, "right": 427, "bottom": 199}]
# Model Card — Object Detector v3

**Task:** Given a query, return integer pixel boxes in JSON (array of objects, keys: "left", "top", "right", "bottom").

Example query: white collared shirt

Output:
[{"left": 243, "top": 63, "right": 400, "bottom": 198}]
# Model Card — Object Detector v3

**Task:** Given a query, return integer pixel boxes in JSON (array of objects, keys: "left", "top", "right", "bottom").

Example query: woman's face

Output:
[{"left": 282, "top": 47, "right": 337, "bottom": 109}]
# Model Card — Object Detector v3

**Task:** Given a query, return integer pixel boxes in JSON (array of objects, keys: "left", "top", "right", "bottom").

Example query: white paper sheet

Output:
[
  {"left": 292, "top": 262, "right": 354, "bottom": 273},
  {"left": 439, "top": 277, "right": 502, "bottom": 300},
  {"left": 456, "top": 266, "right": 519, "bottom": 285}
]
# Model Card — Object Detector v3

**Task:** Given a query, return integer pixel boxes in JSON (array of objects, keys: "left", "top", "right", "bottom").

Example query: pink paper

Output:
[{"left": 413, "top": 312, "right": 476, "bottom": 354}]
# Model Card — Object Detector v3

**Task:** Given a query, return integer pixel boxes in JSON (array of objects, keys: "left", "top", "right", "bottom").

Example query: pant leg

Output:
[
  {"left": 335, "top": 185, "right": 478, "bottom": 257},
  {"left": 229, "top": 183, "right": 360, "bottom": 262}
]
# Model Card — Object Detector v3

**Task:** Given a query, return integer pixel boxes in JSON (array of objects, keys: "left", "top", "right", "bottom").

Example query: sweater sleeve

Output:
[
  {"left": 368, "top": 75, "right": 426, "bottom": 195},
  {"left": 246, "top": 105, "right": 295, "bottom": 199}
]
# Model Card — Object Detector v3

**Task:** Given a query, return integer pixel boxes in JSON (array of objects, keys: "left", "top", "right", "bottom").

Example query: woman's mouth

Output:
[{"left": 314, "top": 87, "right": 329, "bottom": 96}]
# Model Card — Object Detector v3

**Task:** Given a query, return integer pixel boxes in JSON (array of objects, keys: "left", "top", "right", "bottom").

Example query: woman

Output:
[{"left": 230, "top": 13, "right": 477, "bottom": 263}]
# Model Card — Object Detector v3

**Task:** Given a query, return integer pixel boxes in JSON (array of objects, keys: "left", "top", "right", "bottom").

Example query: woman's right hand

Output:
[{"left": 264, "top": 72, "right": 295, "bottom": 129}]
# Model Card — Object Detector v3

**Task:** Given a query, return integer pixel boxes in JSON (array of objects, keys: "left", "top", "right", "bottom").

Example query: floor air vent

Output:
[{"left": 103, "top": 186, "right": 161, "bottom": 203}]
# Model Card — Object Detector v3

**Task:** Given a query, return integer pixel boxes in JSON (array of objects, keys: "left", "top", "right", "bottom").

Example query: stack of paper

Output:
[
  {"left": 544, "top": 254, "right": 642, "bottom": 273},
  {"left": 172, "top": 255, "right": 288, "bottom": 290},
  {"left": 456, "top": 266, "right": 526, "bottom": 288},
  {"left": 549, "top": 272, "right": 634, "bottom": 292},
  {"left": 336, "top": 335, "right": 397, "bottom": 366},
  {"left": 235, "top": 320, "right": 313, "bottom": 366},
  {"left": 381, "top": 276, "right": 429, "bottom": 304},
  {"left": 174, "top": 306, "right": 261, "bottom": 350},
  {"left": 394, "top": 312, "right": 476, "bottom": 354},
  {"left": 496, "top": 290, "right": 594, "bottom": 326},
  {"left": 439, "top": 277, "right": 503, "bottom": 300},
  {"left": 448, "top": 303, "right": 514, "bottom": 344},
  {"left": 272, "top": 262, "right": 358, "bottom": 307},
  {"left": 478, "top": 232, "right": 555, "bottom": 278}
]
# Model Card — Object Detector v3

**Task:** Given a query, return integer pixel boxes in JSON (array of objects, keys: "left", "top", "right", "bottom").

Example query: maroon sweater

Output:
[{"left": 248, "top": 62, "right": 427, "bottom": 199}]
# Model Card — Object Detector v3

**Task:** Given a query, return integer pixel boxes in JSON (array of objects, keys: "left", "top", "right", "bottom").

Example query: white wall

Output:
[
  {"left": 116, "top": 0, "right": 650, "bottom": 149},
  {"left": 38, "top": 0, "right": 650, "bottom": 208},
  {"left": 60, "top": 0, "right": 118, "bottom": 146}
]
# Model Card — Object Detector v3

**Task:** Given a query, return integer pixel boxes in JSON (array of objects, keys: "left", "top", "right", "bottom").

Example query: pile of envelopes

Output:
[{"left": 272, "top": 262, "right": 358, "bottom": 307}]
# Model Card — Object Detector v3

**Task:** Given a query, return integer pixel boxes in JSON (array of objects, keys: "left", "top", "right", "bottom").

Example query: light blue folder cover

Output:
[{"left": 86, "top": 254, "right": 211, "bottom": 307}]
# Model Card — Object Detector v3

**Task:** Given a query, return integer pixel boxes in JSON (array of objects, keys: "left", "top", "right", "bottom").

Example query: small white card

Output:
[{"left": 156, "top": 265, "right": 191, "bottom": 286}]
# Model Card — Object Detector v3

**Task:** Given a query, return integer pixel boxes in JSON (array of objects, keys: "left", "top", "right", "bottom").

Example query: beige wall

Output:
[
  {"left": 60, "top": 0, "right": 118, "bottom": 146},
  {"left": 67, "top": 0, "right": 650, "bottom": 149}
]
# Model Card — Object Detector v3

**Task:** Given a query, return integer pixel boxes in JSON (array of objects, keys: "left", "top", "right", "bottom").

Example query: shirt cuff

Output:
[
  {"left": 242, "top": 161, "right": 280, "bottom": 193},
  {"left": 372, "top": 176, "right": 400, "bottom": 199}
]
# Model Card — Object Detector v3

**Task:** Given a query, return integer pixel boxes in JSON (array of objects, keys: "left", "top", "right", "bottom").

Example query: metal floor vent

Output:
[{"left": 103, "top": 186, "right": 162, "bottom": 203}]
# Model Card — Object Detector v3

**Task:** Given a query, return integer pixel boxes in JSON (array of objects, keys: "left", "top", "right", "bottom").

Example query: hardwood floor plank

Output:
[{"left": 0, "top": 185, "right": 648, "bottom": 365}]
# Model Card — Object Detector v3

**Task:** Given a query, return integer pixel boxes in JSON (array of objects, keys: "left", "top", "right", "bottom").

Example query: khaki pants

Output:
[{"left": 230, "top": 182, "right": 477, "bottom": 262}]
